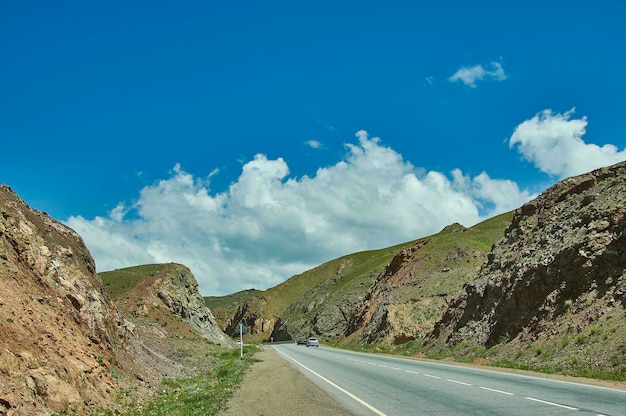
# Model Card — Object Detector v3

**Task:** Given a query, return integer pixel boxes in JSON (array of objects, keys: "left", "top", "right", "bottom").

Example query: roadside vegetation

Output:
[
  {"left": 331, "top": 335, "right": 626, "bottom": 382},
  {"left": 70, "top": 346, "right": 257, "bottom": 416},
  {"left": 117, "top": 347, "right": 257, "bottom": 416}
]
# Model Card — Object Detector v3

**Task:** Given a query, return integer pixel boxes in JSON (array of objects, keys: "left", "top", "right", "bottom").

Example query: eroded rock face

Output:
[
  {"left": 429, "top": 162, "right": 626, "bottom": 355},
  {"left": 343, "top": 233, "right": 490, "bottom": 345},
  {"left": 226, "top": 296, "right": 275, "bottom": 339},
  {"left": 156, "top": 266, "right": 233, "bottom": 346},
  {"left": 271, "top": 273, "right": 372, "bottom": 341},
  {"left": 0, "top": 185, "right": 129, "bottom": 415}
]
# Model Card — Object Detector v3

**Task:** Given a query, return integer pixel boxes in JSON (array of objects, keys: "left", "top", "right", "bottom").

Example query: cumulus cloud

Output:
[
  {"left": 509, "top": 108, "right": 626, "bottom": 178},
  {"left": 449, "top": 61, "right": 507, "bottom": 88},
  {"left": 67, "top": 131, "right": 533, "bottom": 296}
]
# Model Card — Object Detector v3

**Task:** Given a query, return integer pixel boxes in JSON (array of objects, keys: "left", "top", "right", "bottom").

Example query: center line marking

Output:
[
  {"left": 480, "top": 387, "right": 515, "bottom": 396},
  {"left": 423, "top": 373, "right": 442, "bottom": 379},
  {"left": 447, "top": 379, "right": 472, "bottom": 386},
  {"left": 525, "top": 397, "right": 579, "bottom": 410},
  {"left": 275, "top": 348, "right": 388, "bottom": 416}
]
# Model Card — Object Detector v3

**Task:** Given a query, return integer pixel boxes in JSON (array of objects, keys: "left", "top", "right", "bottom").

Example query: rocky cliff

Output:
[
  {"left": 0, "top": 185, "right": 130, "bottom": 415},
  {"left": 100, "top": 263, "right": 233, "bottom": 347},
  {"left": 427, "top": 161, "right": 626, "bottom": 375},
  {"left": 0, "top": 185, "right": 233, "bottom": 415}
]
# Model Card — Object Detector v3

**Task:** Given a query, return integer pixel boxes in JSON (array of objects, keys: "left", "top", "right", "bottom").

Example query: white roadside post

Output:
[{"left": 239, "top": 321, "right": 243, "bottom": 359}]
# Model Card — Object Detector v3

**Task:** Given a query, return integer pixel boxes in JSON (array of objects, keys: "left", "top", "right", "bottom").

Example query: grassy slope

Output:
[
  {"left": 219, "top": 238, "right": 422, "bottom": 341},
  {"left": 215, "top": 212, "right": 515, "bottom": 343},
  {"left": 334, "top": 212, "right": 514, "bottom": 346}
]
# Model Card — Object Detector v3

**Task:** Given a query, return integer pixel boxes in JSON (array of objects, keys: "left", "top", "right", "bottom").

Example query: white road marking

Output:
[
  {"left": 338, "top": 352, "right": 591, "bottom": 413},
  {"left": 275, "top": 349, "right": 388, "bottom": 416},
  {"left": 447, "top": 379, "right": 472, "bottom": 386},
  {"left": 480, "top": 386, "right": 515, "bottom": 396},
  {"left": 525, "top": 396, "right": 579, "bottom": 410}
]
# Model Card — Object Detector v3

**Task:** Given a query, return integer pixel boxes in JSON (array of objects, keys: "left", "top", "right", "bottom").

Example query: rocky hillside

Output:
[
  {"left": 342, "top": 214, "right": 513, "bottom": 346},
  {"left": 0, "top": 185, "right": 233, "bottom": 415},
  {"left": 218, "top": 213, "right": 512, "bottom": 345},
  {"left": 223, "top": 239, "right": 418, "bottom": 342},
  {"left": 204, "top": 288, "right": 261, "bottom": 329},
  {"left": 99, "top": 263, "right": 233, "bottom": 347},
  {"left": 425, "top": 161, "right": 626, "bottom": 377},
  {"left": 0, "top": 185, "right": 130, "bottom": 414}
]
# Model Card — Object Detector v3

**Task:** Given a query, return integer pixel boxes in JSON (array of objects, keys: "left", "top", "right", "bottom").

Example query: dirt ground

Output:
[{"left": 218, "top": 346, "right": 353, "bottom": 416}]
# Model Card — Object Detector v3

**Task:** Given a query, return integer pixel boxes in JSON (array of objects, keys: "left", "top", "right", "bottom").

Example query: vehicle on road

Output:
[
  {"left": 306, "top": 337, "right": 319, "bottom": 347},
  {"left": 296, "top": 337, "right": 307, "bottom": 345}
]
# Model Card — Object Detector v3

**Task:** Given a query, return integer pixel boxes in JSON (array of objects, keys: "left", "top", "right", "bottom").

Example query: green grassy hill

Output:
[
  {"left": 204, "top": 289, "right": 261, "bottom": 328},
  {"left": 221, "top": 212, "right": 514, "bottom": 343}
]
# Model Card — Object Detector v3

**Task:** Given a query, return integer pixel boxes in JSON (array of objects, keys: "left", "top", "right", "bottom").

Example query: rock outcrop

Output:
[
  {"left": 225, "top": 296, "right": 276, "bottom": 338},
  {"left": 149, "top": 265, "right": 233, "bottom": 346},
  {"left": 342, "top": 218, "right": 507, "bottom": 345},
  {"left": 0, "top": 185, "right": 130, "bottom": 415},
  {"left": 428, "top": 161, "right": 626, "bottom": 373},
  {"left": 271, "top": 267, "right": 378, "bottom": 341}
]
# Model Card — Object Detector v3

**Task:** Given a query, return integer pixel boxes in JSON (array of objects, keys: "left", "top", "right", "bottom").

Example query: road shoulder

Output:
[{"left": 218, "top": 345, "right": 353, "bottom": 416}]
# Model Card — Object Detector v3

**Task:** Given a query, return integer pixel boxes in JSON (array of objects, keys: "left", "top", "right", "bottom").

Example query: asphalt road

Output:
[{"left": 272, "top": 344, "right": 626, "bottom": 416}]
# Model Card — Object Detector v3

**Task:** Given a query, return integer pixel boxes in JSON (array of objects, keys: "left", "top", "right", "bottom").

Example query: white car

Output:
[{"left": 306, "top": 338, "right": 319, "bottom": 347}]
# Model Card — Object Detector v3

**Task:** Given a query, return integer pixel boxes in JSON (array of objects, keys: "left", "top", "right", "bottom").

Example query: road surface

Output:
[{"left": 273, "top": 344, "right": 626, "bottom": 415}]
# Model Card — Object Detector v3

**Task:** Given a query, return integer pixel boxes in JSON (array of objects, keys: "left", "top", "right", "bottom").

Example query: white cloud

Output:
[
  {"left": 509, "top": 108, "right": 626, "bottom": 178},
  {"left": 305, "top": 139, "right": 322, "bottom": 149},
  {"left": 67, "top": 131, "right": 533, "bottom": 296},
  {"left": 449, "top": 61, "right": 507, "bottom": 88}
]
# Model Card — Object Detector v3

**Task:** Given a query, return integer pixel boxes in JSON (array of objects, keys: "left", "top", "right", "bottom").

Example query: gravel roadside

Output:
[{"left": 218, "top": 346, "right": 353, "bottom": 416}]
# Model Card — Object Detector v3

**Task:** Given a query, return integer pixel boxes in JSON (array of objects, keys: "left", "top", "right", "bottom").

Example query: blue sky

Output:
[{"left": 2, "top": 1, "right": 626, "bottom": 295}]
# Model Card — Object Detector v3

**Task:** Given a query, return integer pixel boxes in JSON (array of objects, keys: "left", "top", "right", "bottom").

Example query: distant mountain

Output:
[
  {"left": 217, "top": 213, "right": 511, "bottom": 344},
  {"left": 204, "top": 288, "right": 261, "bottom": 330},
  {"left": 220, "top": 239, "right": 421, "bottom": 341}
]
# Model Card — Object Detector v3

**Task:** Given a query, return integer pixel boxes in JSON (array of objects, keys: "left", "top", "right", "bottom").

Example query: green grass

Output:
[
  {"left": 99, "top": 264, "right": 181, "bottom": 298},
  {"left": 103, "top": 347, "right": 258, "bottom": 416},
  {"left": 204, "top": 289, "right": 261, "bottom": 310}
]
